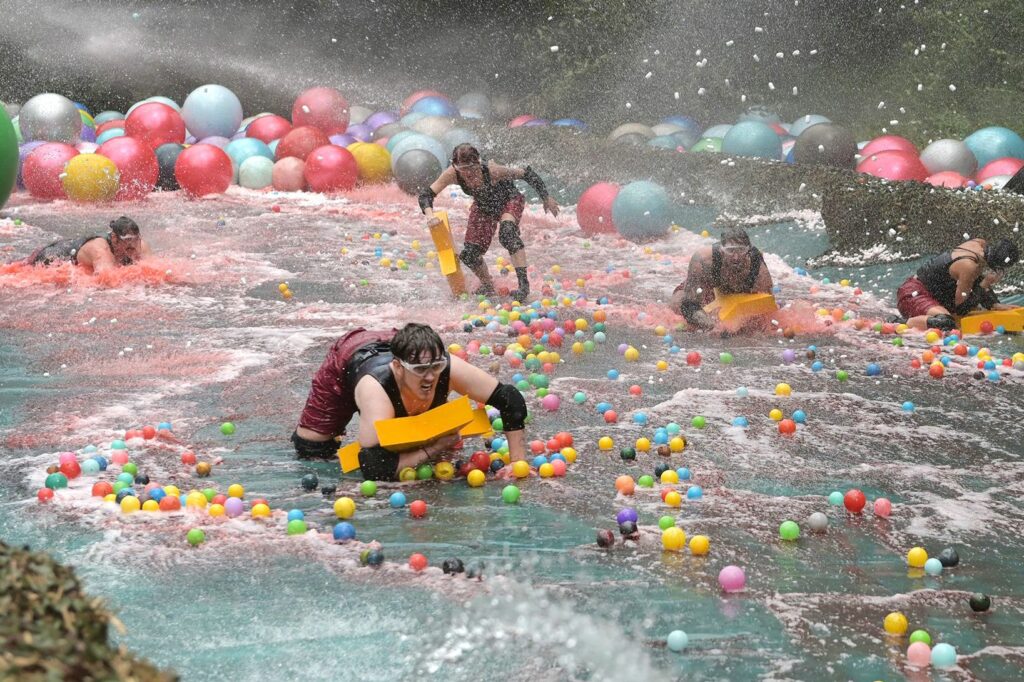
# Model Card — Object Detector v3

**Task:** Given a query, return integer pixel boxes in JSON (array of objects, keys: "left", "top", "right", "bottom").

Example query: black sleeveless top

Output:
[
  {"left": 710, "top": 244, "right": 765, "bottom": 293},
  {"left": 455, "top": 161, "right": 518, "bottom": 218},
  {"left": 28, "top": 234, "right": 132, "bottom": 267},
  {"left": 916, "top": 251, "right": 982, "bottom": 310},
  {"left": 347, "top": 341, "right": 451, "bottom": 417}
]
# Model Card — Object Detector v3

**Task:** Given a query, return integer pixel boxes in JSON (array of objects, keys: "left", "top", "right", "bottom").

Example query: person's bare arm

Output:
[
  {"left": 140, "top": 239, "right": 153, "bottom": 258},
  {"left": 449, "top": 355, "right": 527, "bottom": 462},
  {"left": 673, "top": 248, "right": 716, "bottom": 329},
  {"left": 77, "top": 239, "right": 117, "bottom": 274},
  {"left": 421, "top": 167, "right": 457, "bottom": 225}
]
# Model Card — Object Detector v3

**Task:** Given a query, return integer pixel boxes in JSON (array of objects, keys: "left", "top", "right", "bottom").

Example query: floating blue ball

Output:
[
  {"left": 732, "top": 416, "right": 749, "bottom": 427},
  {"left": 115, "top": 488, "right": 136, "bottom": 503},
  {"left": 157, "top": 421, "right": 172, "bottom": 431},
  {"left": 81, "top": 459, "right": 100, "bottom": 475},
  {"left": 633, "top": 413, "right": 648, "bottom": 426},
  {"left": 930, "top": 642, "right": 957, "bottom": 669},
  {"left": 866, "top": 363, "right": 881, "bottom": 376},
  {"left": 669, "top": 345, "right": 680, "bottom": 354},
  {"left": 792, "top": 410, "right": 807, "bottom": 424},
  {"left": 149, "top": 488, "right": 166, "bottom": 502},
  {"left": 287, "top": 509, "right": 305, "bottom": 522},
  {"left": 490, "top": 459, "right": 505, "bottom": 473},
  {"left": 924, "top": 558, "right": 943, "bottom": 576},
  {"left": 686, "top": 485, "right": 703, "bottom": 500},
  {"left": 984, "top": 360, "right": 996, "bottom": 370},
  {"left": 532, "top": 455, "right": 549, "bottom": 467},
  {"left": 987, "top": 371, "right": 1001, "bottom": 382},
  {"left": 333, "top": 522, "right": 356, "bottom": 541},
  {"left": 677, "top": 467, "right": 691, "bottom": 481},
  {"left": 596, "top": 402, "right": 613, "bottom": 414},
  {"left": 902, "top": 401, "right": 915, "bottom": 412},
  {"left": 594, "top": 331, "right": 606, "bottom": 343},
  {"left": 550, "top": 453, "right": 567, "bottom": 463},
  {"left": 490, "top": 437, "right": 507, "bottom": 451},
  {"left": 968, "top": 346, "right": 979, "bottom": 357},
  {"left": 389, "top": 492, "right": 407, "bottom": 508},
  {"left": 811, "top": 361, "right": 823, "bottom": 372},
  {"left": 607, "top": 369, "right": 620, "bottom": 380}
]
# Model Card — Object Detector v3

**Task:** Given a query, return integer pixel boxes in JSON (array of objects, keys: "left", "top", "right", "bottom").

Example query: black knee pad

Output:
[
  {"left": 926, "top": 314, "right": 956, "bottom": 332},
  {"left": 460, "top": 243, "right": 485, "bottom": 268},
  {"left": 498, "top": 220, "right": 524, "bottom": 253}
]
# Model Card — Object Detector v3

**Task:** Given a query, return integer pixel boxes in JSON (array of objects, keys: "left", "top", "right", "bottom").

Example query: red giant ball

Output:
[
  {"left": 577, "top": 182, "right": 620, "bottom": 236},
  {"left": 859, "top": 135, "right": 918, "bottom": 158},
  {"left": 174, "top": 144, "right": 233, "bottom": 197},
  {"left": 246, "top": 114, "right": 293, "bottom": 143},
  {"left": 275, "top": 126, "right": 331, "bottom": 161},
  {"left": 857, "top": 150, "right": 928, "bottom": 183},
  {"left": 23, "top": 143, "right": 79, "bottom": 199},
  {"left": 292, "top": 87, "right": 350, "bottom": 136},
  {"left": 125, "top": 102, "right": 186, "bottom": 149},
  {"left": 976, "top": 157, "right": 1024, "bottom": 182},
  {"left": 303, "top": 145, "right": 358, "bottom": 192},
  {"left": 98, "top": 136, "right": 159, "bottom": 200}
]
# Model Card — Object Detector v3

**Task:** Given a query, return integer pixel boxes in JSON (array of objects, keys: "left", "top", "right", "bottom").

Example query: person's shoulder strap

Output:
[
  {"left": 711, "top": 244, "right": 722, "bottom": 281},
  {"left": 482, "top": 161, "right": 492, "bottom": 185},
  {"left": 746, "top": 247, "right": 764, "bottom": 290}
]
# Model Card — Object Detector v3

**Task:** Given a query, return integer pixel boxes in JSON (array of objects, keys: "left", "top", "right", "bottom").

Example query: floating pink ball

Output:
[
  {"left": 292, "top": 87, "right": 350, "bottom": 136},
  {"left": 246, "top": 114, "right": 293, "bottom": 144},
  {"left": 577, "top": 182, "right": 621, "bottom": 236},
  {"left": 874, "top": 497, "right": 892, "bottom": 517},
  {"left": 400, "top": 89, "right": 446, "bottom": 115},
  {"left": 976, "top": 156, "right": 1024, "bottom": 182},
  {"left": 860, "top": 135, "right": 918, "bottom": 158},
  {"left": 303, "top": 144, "right": 358, "bottom": 192},
  {"left": 541, "top": 394, "right": 561, "bottom": 412},
  {"left": 98, "top": 136, "right": 159, "bottom": 200},
  {"left": 926, "top": 171, "right": 969, "bottom": 189},
  {"left": 907, "top": 641, "right": 931, "bottom": 668},
  {"left": 508, "top": 114, "right": 538, "bottom": 128},
  {"left": 110, "top": 450, "right": 129, "bottom": 465},
  {"left": 23, "top": 142, "right": 79, "bottom": 199},
  {"left": 550, "top": 459, "right": 567, "bottom": 476},
  {"left": 718, "top": 565, "right": 746, "bottom": 592},
  {"left": 58, "top": 452, "right": 77, "bottom": 466},
  {"left": 224, "top": 496, "right": 244, "bottom": 518},
  {"left": 857, "top": 150, "right": 928, "bottom": 183},
  {"left": 272, "top": 157, "right": 306, "bottom": 191}
]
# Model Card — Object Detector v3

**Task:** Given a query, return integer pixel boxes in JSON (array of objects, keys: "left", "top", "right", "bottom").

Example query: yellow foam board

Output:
[
  {"left": 704, "top": 292, "right": 778, "bottom": 322},
  {"left": 429, "top": 210, "right": 467, "bottom": 295},
  {"left": 338, "top": 442, "right": 362, "bottom": 474},
  {"left": 958, "top": 307, "right": 1024, "bottom": 334}
]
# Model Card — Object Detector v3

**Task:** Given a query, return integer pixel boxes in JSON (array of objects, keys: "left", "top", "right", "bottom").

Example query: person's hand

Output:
[
  {"left": 688, "top": 310, "right": 717, "bottom": 331},
  {"left": 427, "top": 216, "right": 442, "bottom": 228},
  {"left": 430, "top": 433, "right": 461, "bottom": 456},
  {"left": 542, "top": 197, "right": 559, "bottom": 217},
  {"left": 494, "top": 463, "right": 537, "bottom": 480}
]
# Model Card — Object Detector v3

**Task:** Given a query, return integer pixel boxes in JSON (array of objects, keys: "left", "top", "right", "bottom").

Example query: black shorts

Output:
[
  {"left": 358, "top": 448, "right": 400, "bottom": 481},
  {"left": 291, "top": 431, "right": 338, "bottom": 460}
]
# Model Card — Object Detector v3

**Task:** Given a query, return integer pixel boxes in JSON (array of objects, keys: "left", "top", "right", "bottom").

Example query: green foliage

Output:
[{"left": 0, "top": 541, "right": 176, "bottom": 682}]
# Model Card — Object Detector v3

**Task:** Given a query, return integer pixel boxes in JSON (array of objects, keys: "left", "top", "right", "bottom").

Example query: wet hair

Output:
[
  {"left": 984, "top": 238, "right": 1020, "bottom": 271},
  {"left": 451, "top": 143, "right": 481, "bottom": 166},
  {"left": 720, "top": 228, "right": 752, "bottom": 247},
  {"left": 391, "top": 323, "right": 445, "bottom": 364},
  {"left": 109, "top": 216, "right": 140, "bottom": 237}
]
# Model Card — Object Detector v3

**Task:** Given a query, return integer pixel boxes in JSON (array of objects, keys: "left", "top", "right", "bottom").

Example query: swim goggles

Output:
[
  {"left": 399, "top": 357, "right": 449, "bottom": 376},
  {"left": 721, "top": 244, "right": 751, "bottom": 255}
]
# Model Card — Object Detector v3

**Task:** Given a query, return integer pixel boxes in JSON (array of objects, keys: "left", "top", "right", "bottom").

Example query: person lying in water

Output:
[
  {"left": 25, "top": 216, "right": 151, "bottom": 273},
  {"left": 292, "top": 322, "right": 529, "bottom": 481},
  {"left": 670, "top": 228, "right": 774, "bottom": 331},
  {"left": 895, "top": 237, "right": 1019, "bottom": 331},
  {"left": 418, "top": 143, "right": 560, "bottom": 301}
]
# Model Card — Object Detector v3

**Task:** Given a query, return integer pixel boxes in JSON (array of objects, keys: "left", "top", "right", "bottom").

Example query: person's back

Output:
[{"left": 25, "top": 216, "right": 149, "bottom": 274}]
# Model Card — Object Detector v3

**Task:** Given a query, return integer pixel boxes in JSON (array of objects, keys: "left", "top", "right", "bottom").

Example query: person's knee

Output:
[
  {"left": 498, "top": 220, "right": 524, "bottom": 253},
  {"left": 460, "top": 243, "right": 485, "bottom": 268}
]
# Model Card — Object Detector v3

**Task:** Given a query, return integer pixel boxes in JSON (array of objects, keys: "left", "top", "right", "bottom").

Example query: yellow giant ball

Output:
[
  {"left": 334, "top": 497, "right": 356, "bottom": 519},
  {"left": 62, "top": 153, "right": 119, "bottom": 202},
  {"left": 661, "top": 526, "right": 687, "bottom": 551},
  {"left": 348, "top": 141, "right": 392, "bottom": 183}
]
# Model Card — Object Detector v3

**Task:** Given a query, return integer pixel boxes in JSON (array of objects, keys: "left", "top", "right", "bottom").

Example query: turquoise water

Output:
[{"left": 2, "top": 190, "right": 1023, "bottom": 681}]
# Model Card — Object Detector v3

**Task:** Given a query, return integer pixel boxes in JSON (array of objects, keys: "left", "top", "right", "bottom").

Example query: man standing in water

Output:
[
  {"left": 292, "top": 322, "right": 529, "bottom": 481},
  {"left": 895, "top": 237, "right": 1019, "bottom": 330},
  {"left": 26, "top": 216, "right": 151, "bottom": 273},
  {"left": 670, "top": 228, "right": 774, "bottom": 331},
  {"left": 418, "top": 144, "right": 559, "bottom": 301}
]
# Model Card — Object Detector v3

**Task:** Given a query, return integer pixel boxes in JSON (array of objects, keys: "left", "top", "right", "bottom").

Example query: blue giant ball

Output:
[
  {"left": 963, "top": 126, "right": 1024, "bottom": 169},
  {"left": 182, "top": 84, "right": 243, "bottom": 140},
  {"left": 389, "top": 133, "right": 446, "bottom": 170},
  {"left": 722, "top": 121, "right": 782, "bottom": 160},
  {"left": 411, "top": 96, "right": 458, "bottom": 118},
  {"left": 611, "top": 180, "right": 671, "bottom": 241}
]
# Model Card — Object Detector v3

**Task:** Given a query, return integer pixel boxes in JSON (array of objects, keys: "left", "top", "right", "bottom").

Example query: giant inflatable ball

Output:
[
  {"left": 860, "top": 135, "right": 917, "bottom": 159},
  {"left": 155, "top": 143, "right": 184, "bottom": 190},
  {"left": 722, "top": 121, "right": 782, "bottom": 160},
  {"left": 62, "top": 153, "right": 119, "bottom": 202},
  {"left": 609, "top": 123, "right": 654, "bottom": 142},
  {"left": 792, "top": 123, "right": 857, "bottom": 169},
  {"left": 411, "top": 95, "right": 458, "bottom": 118},
  {"left": 292, "top": 87, "right": 350, "bottom": 136},
  {"left": 182, "top": 84, "right": 244, "bottom": 140},
  {"left": 23, "top": 142, "right": 79, "bottom": 199},
  {"left": 611, "top": 181, "right": 671, "bottom": 241},
  {"left": 789, "top": 114, "right": 831, "bottom": 138},
  {"left": 0, "top": 108, "right": 18, "bottom": 207},
  {"left": 304, "top": 145, "right": 358, "bottom": 192},
  {"left": 97, "top": 136, "right": 159, "bottom": 200},
  {"left": 576, "top": 182, "right": 619, "bottom": 236},
  {"left": 394, "top": 148, "right": 441, "bottom": 195},
  {"left": 175, "top": 143, "right": 233, "bottom": 197},
  {"left": 276, "top": 126, "right": 331, "bottom": 161},
  {"left": 963, "top": 126, "right": 1024, "bottom": 169},
  {"left": 246, "top": 114, "right": 292, "bottom": 144},
  {"left": 919, "top": 139, "right": 977, "bottom": 177},
  {"left": 389, "top": 133, "right": 446, "bottom": 170},
  {"left": 456, "top": 92, "right": 491, "bottom": 119},
  {"left": 125, "top": 102, "right": 186, "bottom": 149},
  {"left": 856, "top": 149, "right": 928, "bottom": 182},
  {"left": 18, "top": 93, "right": 82, "bottom": 144}
]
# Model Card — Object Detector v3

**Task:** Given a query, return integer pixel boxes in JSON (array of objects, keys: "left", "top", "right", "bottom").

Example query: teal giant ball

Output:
[
  {"left": 722, "top": 121, "right": 782, "bottom": 160},
  {"left": 963, "top": 126, "right": 1024, "bottom": 169},
  {"left": 611, "top": 181, "right": 671, "bottom": 241}
]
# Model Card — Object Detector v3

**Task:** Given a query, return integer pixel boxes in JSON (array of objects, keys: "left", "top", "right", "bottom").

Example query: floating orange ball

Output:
[
  {"left": 409, "top": 553, "right": 428, "bottom": 571},
  {"left": 929, "top": 363, "right": 945, "bottom": 379},
  {"left": 409, "top": 500, "right": 427, "bottom": 518},
  {"left": 615, "top": 475, "right": 635, "bottom": 495},
  {"left": 778, "top": 418, "right": 796, "bottom": 435}
]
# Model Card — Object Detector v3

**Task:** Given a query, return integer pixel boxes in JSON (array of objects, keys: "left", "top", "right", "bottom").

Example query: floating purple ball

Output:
[
  {"left": 79, "top": 124, "right": 97, "bottom": 143},
  {"left": 329, "top": 133, "right": 357, "bottom": 147},
  {"left": 346, "top": 123, "right": 372, "bottom": 142},
  {"left": 365, "top": 111, "right": 399, "bottom": 131},
  {"left": 199, "top": 136, "right": 231, "bottom": 149},
  {"left": 616, "top": 508, "right": 638, "bottom": 525},
  {"left": 617, "top": 343, "right": 630, "bottom": 354},
  {"left": 782, "top": 349, "right": 796, "bottom": 364},
  {"left": 224, "top": 497, "right": 244, "bottom": 518}
]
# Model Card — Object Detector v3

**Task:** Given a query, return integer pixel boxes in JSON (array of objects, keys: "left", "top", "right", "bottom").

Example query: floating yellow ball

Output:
[
  {"left": 399, "top": 467, "right": 417, "bottom": 482},
  {"left": 654, "top": 325, "right": 666, "bottom": 336},
  {"left": 925, "top": 330, "right": 940, "bottom": 344},
  {"left": 775, "top": 383, "right": 792, "bottom": 397},
  {"left": 669, "top": 436, "right": 686, "bottom": 452},
  {"left": 512, "top": 460, "right": 530, "bottom": 479},
  {"left": 560, "top": 447, "right": 577, "bottom": 463},
  {"left": 142, "top": 499, "right": 160, "bottom": 512},
  {"left": 164, "top": 485, "right": 181, "bottom": 497},
  {"left": 665, "top": 490, "right": 682, "bottom": 507},
  {"left": 434, "top": 461, "right": 455, "bottom": 480},
  {"left": 661, "top": 526, "right": 687, "bottom": 551},
  {"left": 907, "top": 547, "right": 928, "bottom": 568},
  {"left": 228, "top": 484, "right": 244, "bottom": 498},
  {"left": 208, "top": 503, "right": 225, "bottom": 517},
  {"left": 467, "top": 469, "right": 486, "bottom": 487},
  {"left": 103, "top": 493, "right": 116, "bottom": 503},
  {"left": 120, "top": 495, "right": 141, "bottom": 513},
  {"left": 656, "top": 360, "right": 668, "bottom": 371},
  {"left": 660, "top": 469, "right": 679, "bottom": 484},
  {"left": 624, "top": 347, "right": 640, "bottom": 362},
  {"left": 769, "top": 408, "right": 784, "bottom": 421},
  {"left": 884, "top": 611, "right": 908, "bottom": 635},
  {"left": 539, "top": 463, "right": 554, "bottom": 478},
  {"left": 334, "top": 497, "right": 356, "bottom": 519},
  {"left": 689, "top": 535, "right": 710, "bottom": 555},
  {"left": 186, "top": 491, "right": 207, "bottom": 509},
  {"left": 251, "top": 503, "right": 271, "bottom": 518},
  {"left": 635, "top": 437, "right": 651, "bottom": 452},
  {"left": 598, "top": 436, "right": 614, "bottom": 451},
  {"left": 572, "top": 342, "right": 584, "bottom": 355},
  {"left": 62, "top": 153, "right": 119, "bottom": 202}
]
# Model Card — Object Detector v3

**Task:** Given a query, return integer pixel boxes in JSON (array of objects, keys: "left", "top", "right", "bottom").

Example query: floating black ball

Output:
[
  {"left": 969, "top": 593, "right": 991, "bottom": 612},
  {"left": 320, "top": 484, "right": 336, "bottom": 497},
  {"left": 442, "top": 558, "right": 465, "bottom": 575},
  {"left": 938, "top": 547, "right": 959, "bottom": 567},
  {"left": 134, "top": 474, "right": 150, "bottom": 486},
  {"left": 620, "top": 447, "right": 637, "bottom": 461},
  {"left": 596, "top": 529, "right": 615, "bottom": 547},
  {"left": 618, "top": 521, "right": 638, "bottom": 537},
  {"left": 300, "top": 473, "right": 319, "bottom": 491}
]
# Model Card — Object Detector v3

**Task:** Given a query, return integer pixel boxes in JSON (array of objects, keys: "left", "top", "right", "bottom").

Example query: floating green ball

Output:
[
  {"left": 719, "top": 352, "right": 734, "bottom": 364},
  {"left": 583, "top": 340, "right": 595, "bottom": 352},
  {"left": 116, "top": 472, "right": 134, "bottom": 485},
  {"left": 593, "top": 322, "right": 606, "bottom": 332},
  {"left": 360, "top": 480, "right": 378, "bottom": 497},
  {"left": 220, "top": 422, "right": 236, "bottom": 435},
  {"left": 779, "top": 520, "right": 800, "bottom": 541},
  {"left": 620, "top": 447, "right": 636, "bottom": 461},
  {"left": 573, "top": 392, "right": 586, "bottom": 404},
  {"left": 835, "top": 370, "right": 849, "bottom": 382},
  {"left": 516, "top": 380, "right": 531, "bottom": 391},
  {"left": 658, "top": 515, "right": 675, "bottom": 530},
  {"left": 691, "top": 415, "right": 707, "bottom": 429},
  {"left": 359, "top": 279, "right": 369, "bottom": 286},
  {"left": 111, "top": 439, "right": 126, "bottom": 450},
  {"left": 112, "top": 481, "right": 128, "bottom": 493},
  {"left": 491, "top": 417, "right": 504, "bottom": 432},
  {"left": 828, "top": 491, "right": 844, "bottom": 505},
  {"left": 909, "top": 630, "right": 932, "bottom": 646},
  {"left": 892, "top": 337, "right": 904, "bottom": 347},
  {"left": 287, "top": 519, "right": 308, "bottom": 535},
  {"left": 122, "top": 462, "right": 138, "bottom": 476},
  {"left": 416, "top": 464, "right": 433, "bottom": 480},
  {"left": 202, "top": 487, "right": 217, "bottom": 502},
  {"left": 187, "top": 528, "right": 205, "bottom": 546},
  {"left": 502, "top": 485, "right": 521, "bottom": 504},
  {"left": 480, "top": 345, "right": 491, "bottom": 355},
  {"left": 536, "top": 387, "right": 549, "bottom": 398},
  {"left": 638, "top": 475, "right": 655, "bottom": 488},
  {"left": 44, "top": 472, "right": 68, "bottom": 490}
]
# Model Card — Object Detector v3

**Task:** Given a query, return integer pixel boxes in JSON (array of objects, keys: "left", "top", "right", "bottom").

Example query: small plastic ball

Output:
[
  {"left": 596, "top": 529, "right": 615, "bottom": 547},
  {"left": 360, "top": 480, "right": 378, "bottom": 497},
  {"left": 835, "top": 370, "right": 849, "bottom": 382},
  {"left": 665, "top": 491, "right": 682, "bottom": 507},
  {"left": 691, "top": 415, "right": 706, "bottom": 429},
  {"left": 907, "top": 547, "right": 928, "bottom": 568},
  {"left": 669, "top": 436, "right": 686, "bottom": 452},
  {"left": 666, "top": 630, "right": 689, "bottom": 652},
  {"left": 389, "top": 492, "right": 407, "bottom": 508},
  {"left": 333, "top": 522, "right": 356, "bottom": 541},
  {"left": 301, "top": 473, "right": 319, "bottom": 491},
  {"left": 661, "top": 526, "right": 686, "bottom": 551},
  {"left": 874, "top": 498, "right": 892, "bottom": 517},
  {"left": 409, "top": 553, "right": 428, "bottom": 571},
  {"left": 718, "top": 565, "right": 745, "bottom": 592},
  {"left": 409, "top": 499, "right": 427, "bottom": 518},
  {"left": 778, "top": 419, "right": 797, "bottom": 435},
  {"left": 930, "top": 642, "right": 957, "bottom": 669},
  {"left": 660, "top": 469, "right": 679, "bottom": 484},
  {"left": 686, "top": 486, "right": 703, "bottom": 500},
  {"left": 615, "top": 475, "right": 636, "bottom": 495},
  {"left": 181, "top": 451, "right": 197, "bottom": 465},
  {"left": 467, "top": 469, "right": 487, "bottom": 487},
  {"left": 969, "top": 593, "right": 991, "bottom": 612},
  {"left": 228, "top": 483, "right": 244, "bottom": 498},
  {"left": 399, "top": 467, "right": 417, "bottom": 482},
  {"left": 287, "top": 519, "right": 308, "bottom": 535},
  {"left": 828, "top": 491, "right": 844, "bottom": 506},
  {"left": 334, "top": 497, "right": 356, "bottom": 519},
  {"left": 598, "top": 436, "right": 614, "bottom": 450},
  {"left": 187, "top": 528, "right": 206, "bottom": 546},
  {"left": 658, "top": 515, "right": 675, "bottom": 530},
  {"left": 769, "top": 408, "right": 783, "bottom": 422},
  {"left": 637, "top": 475, "right": 655, "bottom": 488},
  {"left": 442, "top": 558, "right": 465, "bottom": 575},
  {"left": 689, "top": 534, "right": 710, "bottom": 555},
  {"left": 220, "top": 422, "right": 235, "bottom": 435},
  {"left": 502, "top": 485, "right": 521, "bottom": 504},
  {"left": 512, "top": 460, "right": 530, "bottom": 478},
  {"left": 619, "top": 447, "right": 636, "bottom": 461},
  {"left": 196, "top": 462, "right": 212, "bottom": 477},
  {"left": 808, "top": 512, "right": 828, "bottom": 531},
  {"left": 779, "top": 520, "right": 800, "bottom": 541},
  {"left": 909, "top": 630, "right": 932, "bottom": 646},
  {"left": 775, "top": 383, "right": 792, "bottom": 396},
  {"left": 843, "top": 489, "right": 866, "bottom": 513},
  {"left": 884, "top": 611, "right": 908, "bottom": 635},
  {"left": 907, "top": 641, "right": 932, "bottom": 667},
  {"left": 720, "top": 352, "right": 734, "bottom": 364},
  {"left": 924, "top": 558, "right": 943, "bottom": 576},
  {"left": 635, "top": 437, "right": 651, "bottom": 451},
  {"left": 937, "top": 547, "right": 959, "bottom": 567}
]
